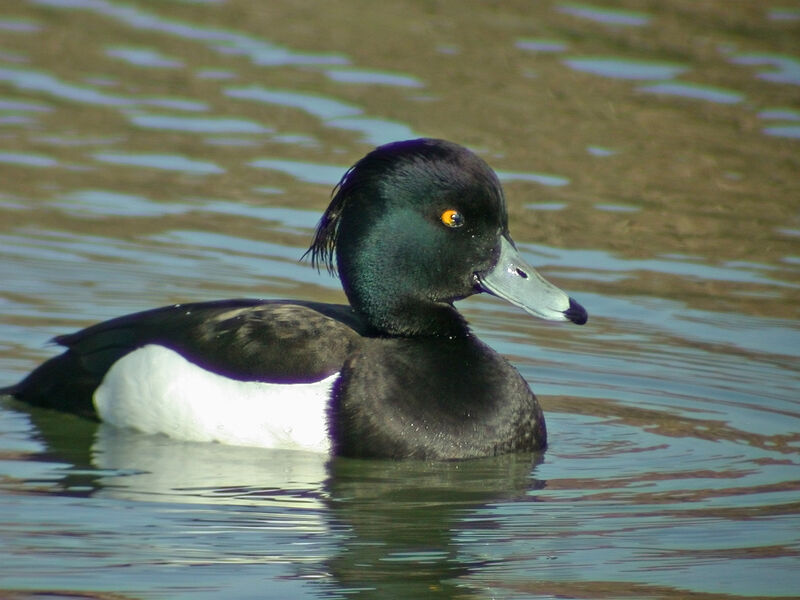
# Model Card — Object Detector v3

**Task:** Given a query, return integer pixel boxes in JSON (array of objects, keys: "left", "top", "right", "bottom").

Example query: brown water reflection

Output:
[
  {"left": 0, "top": 1, "right": 799, "bottom": 599},
  {"left": 0, "top": 1, "right": 797, "bottom": 320}
]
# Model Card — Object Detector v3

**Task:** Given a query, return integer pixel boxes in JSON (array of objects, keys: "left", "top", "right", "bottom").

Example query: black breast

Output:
[{"left": 330, "top": 334, "right": 546, "bottom": 459}]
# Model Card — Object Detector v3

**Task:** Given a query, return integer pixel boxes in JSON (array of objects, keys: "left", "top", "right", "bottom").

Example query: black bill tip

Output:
[{"left": 564, "top": 298, "right": 588, "bottom": 325}]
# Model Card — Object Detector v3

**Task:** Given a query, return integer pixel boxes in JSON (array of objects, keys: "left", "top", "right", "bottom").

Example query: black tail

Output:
[{"left": 2, "top": 350, "right": 102, "bottom": 420}]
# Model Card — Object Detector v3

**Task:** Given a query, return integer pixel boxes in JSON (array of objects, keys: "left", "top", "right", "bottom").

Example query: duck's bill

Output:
[{"left": 476, "top": 236, "right": 587, "bottom": 325}]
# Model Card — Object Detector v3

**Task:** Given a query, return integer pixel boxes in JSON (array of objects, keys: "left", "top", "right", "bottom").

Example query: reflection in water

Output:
[
  {"left": 325, "top": 455, "right": 542, "bottom": 599},
  {"left": 7, "top": 406, "right": 543, "bottom": 599},
  {"left": 562, "top": 56, "right": 688, "bottom": 80},
  {"left": 106, "top": 45, "right": 184, "bottom": 68},
  {"left": 323, "top": 68, "right": 424, "bottom": 87},
  {"left": 586, "top": 145, "right": 616, "bottom": 157},
  {"left": 0, "top": 18, "right": 41, "bottom": 32},
  {"left": 35, "top": 0, "right": 350, "bottom": 67},
  {"left": 225, "top": 86, "right": 363, "bottom": 120},
  {"left": 594, "top": 203, "right": 638, "bottom": 212},
  {"left": 0, "top": 0, "right": 799, "bottom": 598},
  {"left": 227, "top": 84, "right": 421, "bottom": 145},
  {"left": 0, "top": 65, "right": 131, "bottom": 105},
  {"left": 758, "top": 108, "right": 800, "bottom": 121},
  {"left": 638, "top": 81, "right": 745, "bottom": 104},
  {"left": 0, "top": 151, "right": 59, "bottom": 167},
  {"left": 92, "top": 151, "right": 225, "bottom": 173},
  {"left": 128, "top": 113, "right": 273, "bottom": 134},
  {"left": 249, "top": 158, "right": 347, "bottom": 185},
  {"left": 92, "top": 426, "right": 330, "bottom": 507},
  {"left": 8, "top": 393, "right": 799, "bottom": 598},
  {"left": 325, "top": 116, "right": 419, "bottom": 146},
  {"left": 556, "top": 2, "right": 651, "bottom": 27},
  {"left": 0, "top": 98, "right": 51, "bottom": 111},
  {"left": 769, "top": 7, "right": 800, "bottom": 21},
  {"left": 516, "top": 38, "right": 568, "bottom": 53},
  {"left": 49, "top": 189, "right": 192, "bottom": 218},
  {"left": 730, "top": 52, "right": 800, "bottom": 86},
  {"left": 763, "top": 124, "right": 800, "bottom": 139},
  {"left": 498, "top": 170, "right": 570, "bottom": 187}
]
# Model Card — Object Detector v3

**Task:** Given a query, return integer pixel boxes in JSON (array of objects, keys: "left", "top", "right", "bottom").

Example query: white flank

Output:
[{"left": 93, "top": 344, "right": 337, "bottom": 453}]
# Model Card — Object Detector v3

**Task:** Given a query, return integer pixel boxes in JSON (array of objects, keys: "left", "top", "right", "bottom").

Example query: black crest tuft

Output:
[
  {"left": 304, "top": 139, "right": 428, "bottom": 274},
  {"left": 302, "top": 163, "right": 357, "bottom": 274}
]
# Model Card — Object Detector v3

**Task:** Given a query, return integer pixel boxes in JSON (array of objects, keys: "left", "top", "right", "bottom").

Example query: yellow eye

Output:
[{"left": 440, "top": 209, "right": 464, "bottom": 228}]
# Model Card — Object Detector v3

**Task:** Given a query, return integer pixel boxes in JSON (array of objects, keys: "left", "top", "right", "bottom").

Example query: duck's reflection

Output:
[
  {"left": 324, "top": 454, "right": 544, "bottom": 598},
  {"left": 92, "top": 426, "right": 330, "bottom": 507},
  {"left": 24, "top": 408, "right": 545, "bottom": 598}
]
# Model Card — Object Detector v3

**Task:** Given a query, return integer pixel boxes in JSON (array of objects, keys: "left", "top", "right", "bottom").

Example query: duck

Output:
[{"left": 2, "top": 138, "right": 587, "bottom": 460}]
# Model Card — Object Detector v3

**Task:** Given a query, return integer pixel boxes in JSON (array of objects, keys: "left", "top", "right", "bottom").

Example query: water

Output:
[{"left": 1, "top": 1, "right": 799, "bottom": 598}]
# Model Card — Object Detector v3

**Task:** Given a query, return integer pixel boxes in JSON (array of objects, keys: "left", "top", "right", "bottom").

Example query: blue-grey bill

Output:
[{"left": 476, "top": 236, "right": 587, "bottom": 325}]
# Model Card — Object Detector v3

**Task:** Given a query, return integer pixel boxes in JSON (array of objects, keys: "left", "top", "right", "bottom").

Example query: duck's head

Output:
[{"left": 306, "top": 138, "right": 587, "bottom": 337}]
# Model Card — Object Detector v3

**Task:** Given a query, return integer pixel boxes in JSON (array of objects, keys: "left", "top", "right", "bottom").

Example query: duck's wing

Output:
[{"left": 3, "top": 299, "right": 365, "bottom": 419}]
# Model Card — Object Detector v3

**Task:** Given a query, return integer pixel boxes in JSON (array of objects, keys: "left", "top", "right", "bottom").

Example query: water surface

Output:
[{"left": 1, "top": 1, "right": 799, "bottom": 599}]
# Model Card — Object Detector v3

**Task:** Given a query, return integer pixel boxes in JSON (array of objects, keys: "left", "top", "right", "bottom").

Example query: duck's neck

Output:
[{"left": 359, "top": 297, "right": 470, "bottom": 338}]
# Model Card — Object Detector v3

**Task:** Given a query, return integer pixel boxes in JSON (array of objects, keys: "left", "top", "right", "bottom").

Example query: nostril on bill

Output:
[{"left": 515, "top": 268, "right": 528, "bottom": 279}]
